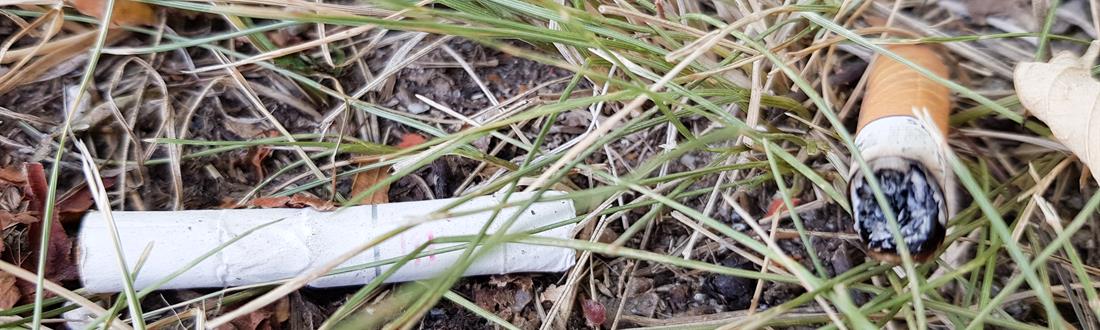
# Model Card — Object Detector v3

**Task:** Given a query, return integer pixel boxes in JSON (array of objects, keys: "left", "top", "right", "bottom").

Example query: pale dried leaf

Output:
[
  {"left": 1014, "top": 40, "right": 1100, "bottom": 184},
  {"left": 540, "top": 284, "right": 566, "bottom": 303}
]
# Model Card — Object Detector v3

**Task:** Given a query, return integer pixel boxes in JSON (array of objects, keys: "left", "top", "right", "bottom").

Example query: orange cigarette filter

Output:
[
  {"left": 849, "top": 44, "right": 955, "bottom": 264},
  {"left": 858, "top": 45, "right": 951, "bottom": 134}
]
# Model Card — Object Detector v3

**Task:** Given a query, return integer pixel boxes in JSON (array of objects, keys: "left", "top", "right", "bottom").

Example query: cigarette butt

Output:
[
  {"left": 78, "top": 192, "right": 576, "bottom": 293},
  {"left": 849, "top": 45, "right": 955, "bottom": 263},
  {"left": 858, "top": 45, "right": 951, "bottom": 135},
  {"left": 851, "top": 44, "right": 954, "bottom": 190}
]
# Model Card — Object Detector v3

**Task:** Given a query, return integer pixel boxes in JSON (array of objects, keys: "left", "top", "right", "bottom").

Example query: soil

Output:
[{"left": 3, "top": 2, "right": 1100, "bottom": 329}]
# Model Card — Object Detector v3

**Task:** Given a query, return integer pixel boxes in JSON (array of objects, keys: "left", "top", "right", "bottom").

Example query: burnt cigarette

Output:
[{"left": 849, "top": 45, "right": 956, "bottom": 263}]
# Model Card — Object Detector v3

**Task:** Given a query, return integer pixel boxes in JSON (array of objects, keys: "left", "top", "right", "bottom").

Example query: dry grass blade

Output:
[
  {"left": 3, "top": 0, "right": 1099, "bottom": 328},
  {"left": 525, "top": 21, "right": 741, "bottom": 191},
  {"left": 0, "top": 261, "right": 130, "bottom": 330},
  {"left": 184, "top": 0, "right": 429, "bottom": 74}
]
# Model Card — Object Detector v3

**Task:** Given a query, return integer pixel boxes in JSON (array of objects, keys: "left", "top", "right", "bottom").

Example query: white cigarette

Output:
[{"left": 78, "top": 191, "right": 576, "bottom": 293}]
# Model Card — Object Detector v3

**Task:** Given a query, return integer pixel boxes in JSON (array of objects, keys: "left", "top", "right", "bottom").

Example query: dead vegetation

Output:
[{"left": 1, "top": 0, "right": 1100, "bottom": 329}]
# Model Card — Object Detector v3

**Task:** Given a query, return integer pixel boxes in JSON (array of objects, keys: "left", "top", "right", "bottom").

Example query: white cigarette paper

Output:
[{"left": 78, "top": 192, "right": 576, "bottom": 293}]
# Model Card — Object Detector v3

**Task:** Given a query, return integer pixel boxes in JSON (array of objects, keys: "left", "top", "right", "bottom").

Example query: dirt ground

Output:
[{"left": 3, "top": 1, "right": 1100, "bottom": 329}]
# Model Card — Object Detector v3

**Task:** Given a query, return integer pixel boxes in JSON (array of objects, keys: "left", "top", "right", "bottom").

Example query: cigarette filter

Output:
[
  {"left": 78, "top": 192, "right": 576, "bottom": 293},
  {"left": 849, "top": 45, "right": 956, "bottom": 263}
]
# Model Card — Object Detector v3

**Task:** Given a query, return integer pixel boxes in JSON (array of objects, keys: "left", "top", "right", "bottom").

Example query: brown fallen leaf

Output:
[
  {"left": 0, "top": 211, "right": 38, "bottom": 228},
  {"left": 1015, "top": 41, "right": 1100, "bottom": 185},
  {"left": 246, "top": 197, "right": 294, "bottom": 209},
  {"left": 248, "top": 146, "right": 273, "bottom": 181},
  {"left": 56, "top": 177, "right": 115, "bottom": 223},
  {"left": 0, "top": 166, "right": 24, "bottom": 184},
  {"left": 273, "top": 296, "right": 291, "bottom": 324},
  {"left": 0, "top": 272, "right": 19, "bottom": 310},
  {"left": 22, "top": 163, "right": 78, "bottom": 281},
  {"left": 246, "top": 195, "right": 335, "bottom": 211},
  {"left": 0, "top": 211, "right": 39, "bottom": 254},
  {"left": 348, "top": 133, "right": 428, "bottom": 205},
  {"left": 764, "top": 197, "right": 801, "bottom": 217},
  {"left": 350, "top": 164, "right": 390, "bottom": 205},
  {"left": 0, "top": 164, "right": 33, "bottom": 257},
  {"left": 540, "top": 284, "right": 566, "bottom": 303},
  {"left": 215, "top": 296, "right": 290, "bottom": 330},
  {"left": 245, "top": 131, "right": 280, "bottom": 181},
  {"left": 396, "top": 132, "right": 427, "bottom": 149},
  {"left": 70, "top": 0, "right": 156, "bottom": 27},
  {"left": 217, "top": 306, "right": 273, "bottom": 330},
  {"left": 23, "top": 163, "right": 46, "bottom": 218}
]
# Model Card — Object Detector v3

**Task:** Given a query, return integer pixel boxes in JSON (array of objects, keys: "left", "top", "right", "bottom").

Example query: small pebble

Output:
[
  {"left": 406, "top": 102, "right": 430, "bottom": 114},
  {"left": 693, "top": 293, "right": 707, "bottom": 302}
]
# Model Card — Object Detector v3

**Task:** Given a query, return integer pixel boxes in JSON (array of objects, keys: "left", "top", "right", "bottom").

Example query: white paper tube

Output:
[
  {"left": 78, "top": 192, "right": 576, "bottom": 293},
  {"left": 849, "top": 116, "right": 957, "bottom": 216}
]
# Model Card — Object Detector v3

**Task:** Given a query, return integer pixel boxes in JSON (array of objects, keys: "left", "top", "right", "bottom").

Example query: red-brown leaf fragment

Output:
[
  {"left": 581, "top": 298, "right": 606, "bottom": 328},
  {"left": 22, "top": 163, "right": 78, "bottom": 281},
  {"left": 0, "top": 166, "right": 24, "bottom": 184},
  {"left": 0, "top": 272, "right": 20, "bottom": 310},
  {"left": 57, "top": 177, "right": 115, "bottom": 222},
  {"left": 765, "top": 197, "right": 801, "bottom": 217},
  {"left": 396, "top": 133, "right": 427, "bottom": 149}
]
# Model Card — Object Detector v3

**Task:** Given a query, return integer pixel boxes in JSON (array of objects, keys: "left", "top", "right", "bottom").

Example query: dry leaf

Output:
[
  {"left": 540, "top": 284, "right": 566, "bottom": 303},
  {"left": 1015, "top": 41, "right": 1100, "bottom": 184},
  {"left": 580, "top": 298, "right": 606, "bottom": 328},
  {"left": 0, "top": 211, "right": 38, "bottom": 226},
  {"left": 246, "top": 130, "right": 279, "bottom": 181},
  {"left": 348, "top": 133, "right": 427, "bottom": 205},
  {"left": 350, "top": 165, "right": 390, "bottom": 205},
  {"left": 57, "top": 177, "right": 115, "bottom": 223},
  {"left": 0, "top": 166, "right": 24, "bottom": 184},
  {"left": 248, "top": 146, "right": 273, "bottom": 181},
  {"left": 396, "top": 132, "right": 427, "bottom": 149},
  {"left": 70, "top": 0, "right": 156, "bottom": 27},
  {"left": 273, "top": 296, "right": 291, "bottom": 324},
  {"left": 247, "top": 196, "right": 293, "bottom": 208},
  {"left": 217, "top": 307, "right": 273, "bottom": 330},
  {"left": 0, "top": 272, "right": 19, "bottom": 310},
  {"left": 764, "top": 197, "right": 801, "bottom": 217},
  {"left": 0, "top": 211, "right": 39, "bottom": 253},
  {"left": 23, "top": 163, "right": 78, "bottom": 281},
  {"left": 247, "top": 195, "right": 335, "bottom": 211}
]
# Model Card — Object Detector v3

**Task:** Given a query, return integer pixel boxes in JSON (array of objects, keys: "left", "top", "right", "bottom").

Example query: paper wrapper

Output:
[
  {"left": 851, "top": 44, "right": 956, "bottom": 219},
  {"left": 78, "top": 192, "right": 576, "bottom": 293}
]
